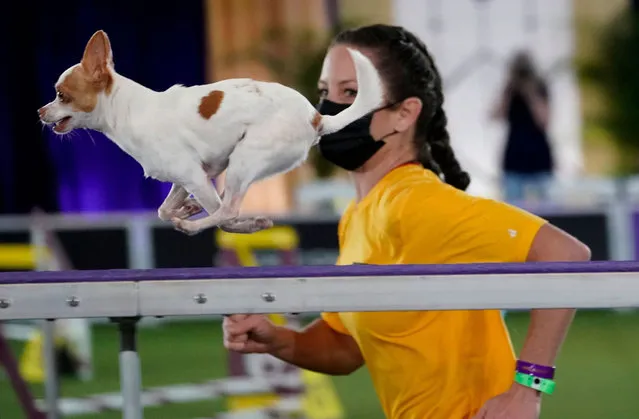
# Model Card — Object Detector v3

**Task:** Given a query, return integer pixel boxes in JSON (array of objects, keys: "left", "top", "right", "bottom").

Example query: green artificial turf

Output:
[{"left": 2, "top": 310, "right": 639, "bottom": 419}]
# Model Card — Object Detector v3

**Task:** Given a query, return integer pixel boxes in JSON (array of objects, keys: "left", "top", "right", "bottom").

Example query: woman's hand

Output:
[
  {"left": 223, "top": 314, "right": 282, "bottom": 354},
  {"left": 471, "top": 384, "right": 541, "bottom": 419}
]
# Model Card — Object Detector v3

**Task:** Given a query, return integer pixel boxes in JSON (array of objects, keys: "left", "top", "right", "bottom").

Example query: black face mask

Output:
[{"left": 316, "top": 99, "right": 398, "bottom": 171}]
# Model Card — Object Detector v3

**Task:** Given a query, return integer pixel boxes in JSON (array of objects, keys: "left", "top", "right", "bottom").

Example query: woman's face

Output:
[{"left": 317, "top": 44, "right": 396, "bottom": 140}]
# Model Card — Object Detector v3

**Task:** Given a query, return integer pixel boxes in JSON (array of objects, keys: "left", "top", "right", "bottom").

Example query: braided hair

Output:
[{"left": 332, "top": 24, "right": 471, "bottom": 191}]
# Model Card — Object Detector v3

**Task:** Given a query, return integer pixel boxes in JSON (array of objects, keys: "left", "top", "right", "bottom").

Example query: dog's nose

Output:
[{"left": 37, "top": 107, "right": 46, "bottom": 118}]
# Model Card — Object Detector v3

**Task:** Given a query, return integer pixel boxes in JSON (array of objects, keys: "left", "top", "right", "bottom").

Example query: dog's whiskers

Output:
[{"left": 84, "top": 128, "right": 97, "bottom": 145}]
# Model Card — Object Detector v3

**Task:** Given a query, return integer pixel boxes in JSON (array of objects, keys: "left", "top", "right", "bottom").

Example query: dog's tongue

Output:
[{"left": 54, "top": 117, "right": 71, "bottom": 132}]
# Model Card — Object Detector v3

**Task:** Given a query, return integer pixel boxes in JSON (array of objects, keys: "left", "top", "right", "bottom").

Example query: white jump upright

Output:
[
  {"left": 115, "top": 317, "right": 143, "bottom": 419},
  {"left": 2, "top": 261, "right": 639, "bottom": 419}
]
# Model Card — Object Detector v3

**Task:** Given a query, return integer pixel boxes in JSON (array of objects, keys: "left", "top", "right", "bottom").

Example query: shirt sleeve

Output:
[
  {"left": 397, "top": 188, "right": 548, "bottom": 264},
  {"left": 320, "top": 312, "right": 351, "bottom": 335}
]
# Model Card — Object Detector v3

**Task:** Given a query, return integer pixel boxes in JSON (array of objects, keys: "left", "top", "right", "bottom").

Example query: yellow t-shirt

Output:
[{"left": 321, "top": 164, "right": 547, "bottom": 419}]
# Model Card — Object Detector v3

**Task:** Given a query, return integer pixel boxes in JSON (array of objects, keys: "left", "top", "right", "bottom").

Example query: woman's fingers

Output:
[{"left": 223, "top": 314, "right": 269, "bottom": 353}]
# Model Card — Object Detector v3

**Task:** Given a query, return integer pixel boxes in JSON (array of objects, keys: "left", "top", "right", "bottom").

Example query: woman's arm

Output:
[
  {"left": 472, "top": 224, "right": 590, "bottom": 418},
  {"left": 517, "top": 223, "right": 591, "bottom": 387},
  {"left": 270, "top": 318, "right": 364, "bottom": 375},
  {"left": 223, "top": 314, "right": 364, "bottom": 376},
  {"left": 490, "top": 84, "right": 511, "bottom": 121},
  {"left": 522, "top": 81, "right": 550, "bottom": 130}
]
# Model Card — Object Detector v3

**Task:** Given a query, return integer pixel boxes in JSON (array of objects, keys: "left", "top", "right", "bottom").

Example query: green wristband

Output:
[{"left": 514, "top": 371, "right": 556, "bottom": 395}]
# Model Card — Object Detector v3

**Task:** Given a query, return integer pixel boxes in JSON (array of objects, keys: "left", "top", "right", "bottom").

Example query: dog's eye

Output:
[{"left": 56, "top": 91, "right": 68, "bottom": 102}]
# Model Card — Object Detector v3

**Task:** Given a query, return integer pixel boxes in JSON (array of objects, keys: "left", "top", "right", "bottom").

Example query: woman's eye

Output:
[
  {"left": 345, "top": 89, "right": 358, "bottom": 97},
  {"left": 317, "top": 88, "right": 328, "bottom": 98}
]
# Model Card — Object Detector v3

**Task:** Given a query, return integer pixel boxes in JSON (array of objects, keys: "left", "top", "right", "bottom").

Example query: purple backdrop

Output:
[{"left": 42, "top": 133, "right": 172, "bottom": 213}]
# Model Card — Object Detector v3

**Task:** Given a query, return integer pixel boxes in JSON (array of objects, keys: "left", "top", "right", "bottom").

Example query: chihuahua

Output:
[{"left": 38, "top": 30, "right": 384, "bottom": 235}]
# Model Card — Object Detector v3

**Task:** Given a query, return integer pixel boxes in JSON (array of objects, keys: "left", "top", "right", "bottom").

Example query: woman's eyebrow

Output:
[{"left": 317, "top": 79, "right": 357, "bottom": 86}]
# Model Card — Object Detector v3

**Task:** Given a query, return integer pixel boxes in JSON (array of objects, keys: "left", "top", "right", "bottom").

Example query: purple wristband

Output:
[{"left": 515, "top": 360, "right": 555, "bottom": 380}]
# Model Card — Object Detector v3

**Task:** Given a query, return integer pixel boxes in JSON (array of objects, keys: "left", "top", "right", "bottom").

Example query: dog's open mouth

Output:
[{"left": 53, "top": 116, "right": 72, "bottom": 133}]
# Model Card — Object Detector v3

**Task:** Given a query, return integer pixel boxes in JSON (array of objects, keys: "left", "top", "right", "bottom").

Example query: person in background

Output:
[
  {"left": 491, "top": 51, "right": 554, "bottom": 204},
  {"left": 223, "top": 25, "right": 590, "bottom": 419}
]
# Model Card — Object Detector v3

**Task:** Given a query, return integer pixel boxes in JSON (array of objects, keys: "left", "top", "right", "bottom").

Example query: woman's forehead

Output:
[{"left": 319, "top": 46, "right": 358, "bottom": 84}]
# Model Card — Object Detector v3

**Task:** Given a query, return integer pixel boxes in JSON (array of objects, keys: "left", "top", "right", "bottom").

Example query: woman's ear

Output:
[{"left": 394, "top": 97, "right": 423, "bottom": 133}]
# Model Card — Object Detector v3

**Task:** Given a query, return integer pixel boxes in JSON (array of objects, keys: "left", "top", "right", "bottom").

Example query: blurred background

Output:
[{"left": 1, "top": 0, "right": 639, "bottom": 418}]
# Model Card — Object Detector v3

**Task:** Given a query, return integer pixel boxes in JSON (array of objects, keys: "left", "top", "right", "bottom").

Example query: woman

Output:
[
  {"left": 491, "top": 51, "right": 554, "bottom": 204},
  {"left": 223, "top": 24, "right": 590, "bottom": 419}
]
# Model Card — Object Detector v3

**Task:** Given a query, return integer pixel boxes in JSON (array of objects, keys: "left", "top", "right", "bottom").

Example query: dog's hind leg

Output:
[
  {"left": 171, "top": 172, "right": 274, "bottom": 235},
  {"left": 174, "top": 191, "right": 271, "bottom": 234},
  {"left": 218, "top": 217, "right": 273, "bottom": 234},
  {"left": 171, "top": 175, "right": 273, "bottom": 236},
  {"left": 165, "top": 160, "right": 273, "bottom": 228},
  {"left": 171, "top": 123, "right": 310, "bottom": 235}
]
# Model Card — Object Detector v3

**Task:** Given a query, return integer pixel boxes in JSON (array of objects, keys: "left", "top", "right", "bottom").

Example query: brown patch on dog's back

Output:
[
  {"left": 311, "top": 112, "right": 322, "bottom": 130},
  {"left": 57, "top": 65, "right": 114, "bottom": 113},
  {"left": 199, "top": 90, "right": 224, "bottom": 119}
]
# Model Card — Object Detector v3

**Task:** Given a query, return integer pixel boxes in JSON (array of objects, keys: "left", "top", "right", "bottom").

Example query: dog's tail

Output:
[{"left": 314, "top": 48, "right": 385, "bottom": 136}]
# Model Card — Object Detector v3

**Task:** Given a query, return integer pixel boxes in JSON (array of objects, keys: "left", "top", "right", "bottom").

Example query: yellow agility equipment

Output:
[
  {"left": 215, "top": 226, "right": 299, "bottom": 267},
  {"left": 0, "top": 243, "right": 50, "bottom": 384},
  {"left": 0, "top": 243, "right": 89, "bottom": 384},
  {"left": 0, "top": 244, "right": 50, "bottom": 270},
  {"left": 19, "top": 331, "right": 66, "bottom": 383},
  {"left": 215, "top": 226, "right": 344, "bottom": 419}
]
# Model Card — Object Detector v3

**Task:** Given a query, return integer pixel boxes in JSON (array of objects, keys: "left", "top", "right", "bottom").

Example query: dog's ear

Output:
[{"left": 81, "top": 30, "right": 114, "bottom": 77}]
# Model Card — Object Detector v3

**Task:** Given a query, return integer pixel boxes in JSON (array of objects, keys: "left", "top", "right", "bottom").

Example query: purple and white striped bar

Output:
[{"left": 1, "top": 261, "right": 639, "bottom": 320}]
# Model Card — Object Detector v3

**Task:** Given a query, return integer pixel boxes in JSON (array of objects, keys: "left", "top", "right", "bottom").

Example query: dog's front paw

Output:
[
  {"left": 174, "top": 199, "right": 204, "bottom": 219},
  {"left": 171, "top": 218, "right": 200, "bottom": 236}
]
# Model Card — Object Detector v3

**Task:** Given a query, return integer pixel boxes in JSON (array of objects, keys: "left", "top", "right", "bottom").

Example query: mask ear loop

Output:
[
  {"left": 370, "top": 98, "right": 404, "bottom": 114},
  {"left": 377, "top": 129, "right": 399, "bottom": 142},
  {"left": 370, "top": 98, "right": 407, "bottom": 142}
]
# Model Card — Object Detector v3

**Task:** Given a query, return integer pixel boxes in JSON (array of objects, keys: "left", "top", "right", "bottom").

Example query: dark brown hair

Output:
[{"left": 332, "top": 24, "right": 471, "bottom": 191}]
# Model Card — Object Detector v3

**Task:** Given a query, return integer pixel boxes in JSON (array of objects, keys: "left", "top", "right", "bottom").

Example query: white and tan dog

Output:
[{"left": 38, "top": 30, "right": 384, "bottom": 235}]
